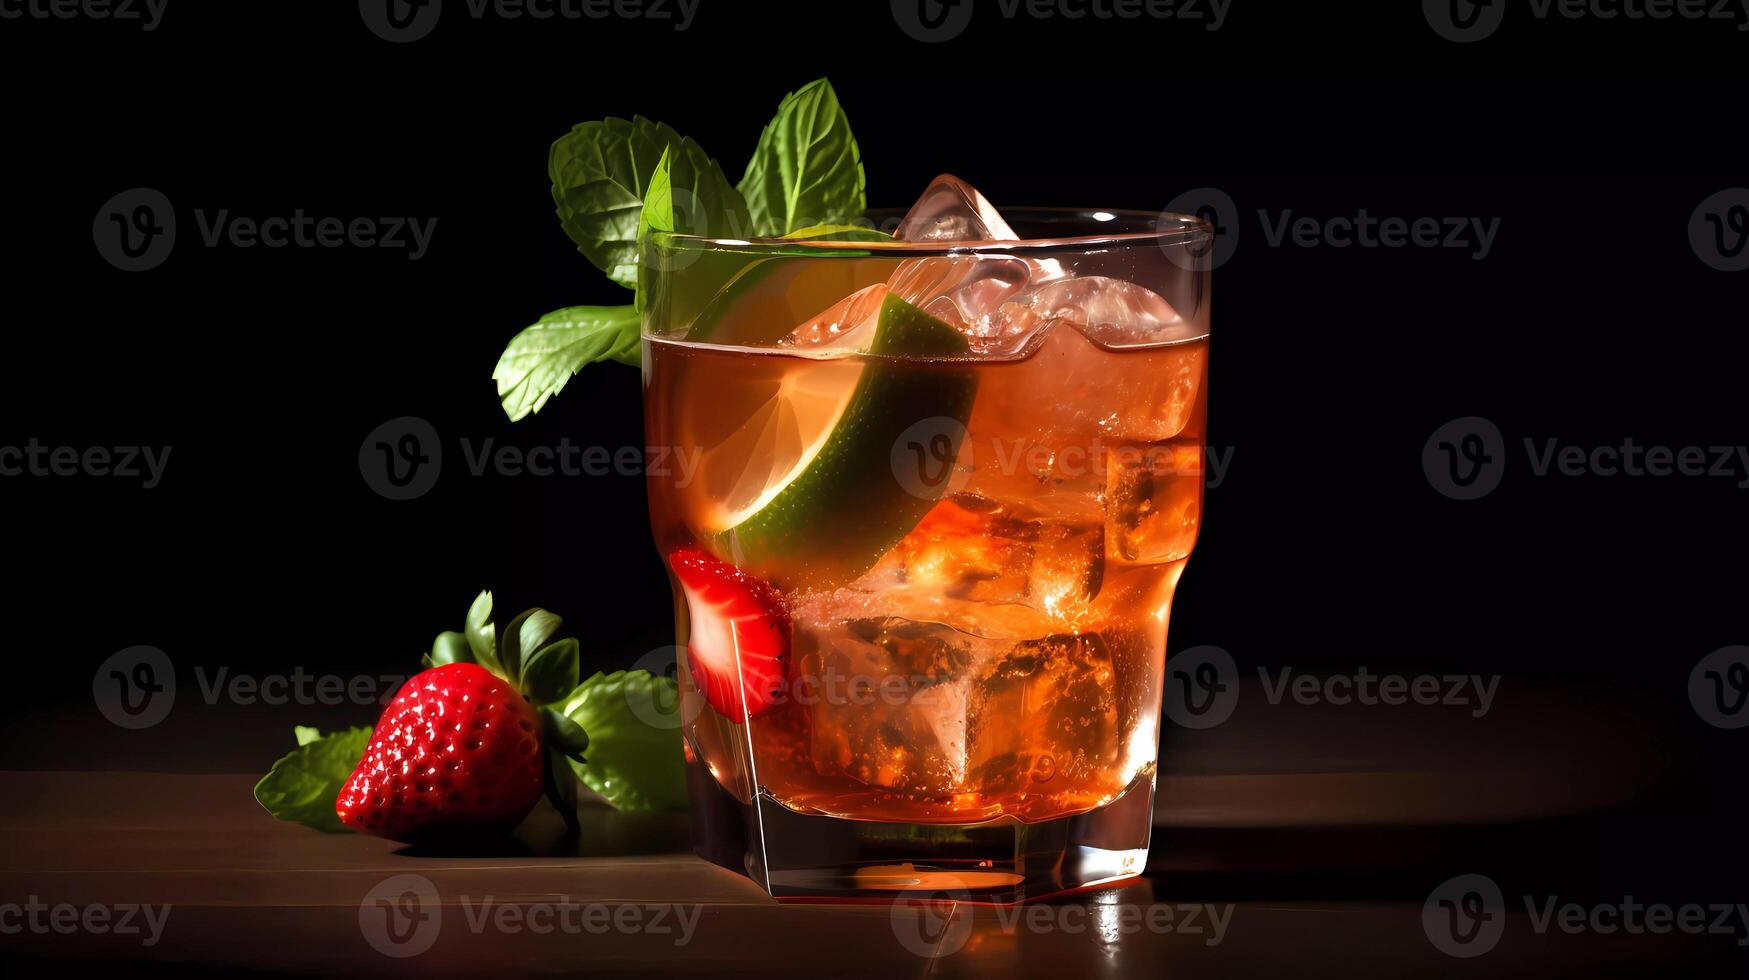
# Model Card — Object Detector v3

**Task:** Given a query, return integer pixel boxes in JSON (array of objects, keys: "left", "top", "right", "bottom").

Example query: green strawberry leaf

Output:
[
  {"left": 543, "top": 744, "right": 582, "bottom": 837},
  {"left": 521, "top": 638, "right": 580, "bottom": 706},
  {"left": 737, "top": 78, "right": 867, "bottom": 237},
  {"left": 254, "top": 726, "right": 372, "bottom": 834},
  {"left": 425, "top": 630, "right": 471, "bottom": 669},
  {"left": 494, "top": 305, "right": 641, "bottom": 422},
  {"left": 540, "top": 705, "right": 590, "bottom": 762},
  {"left": 562, "top": 670, "right": 687, "bottom": 812},
  {"left": 464, "top": 591, "right": 499, "bottom": 673},
  {"left": 499, "top": 609, "right": 563, "bottom": 687},
  {"left": 549, "top": 115, "right": 749, "bottom": 288}
]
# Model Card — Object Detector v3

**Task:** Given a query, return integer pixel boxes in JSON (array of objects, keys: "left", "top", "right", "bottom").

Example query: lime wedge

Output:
[
  {"left": 706, "top": 295, "right": 978, "bottom": 590},
  {"left": 782, "top": 224, "right": 895, "bottom": 243},
  {"left": 685, "top": 253, "right": 900, "bottom": 347}
]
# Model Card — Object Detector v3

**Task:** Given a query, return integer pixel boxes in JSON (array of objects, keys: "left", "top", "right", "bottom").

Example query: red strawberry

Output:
[
  {"left": 336, "top": 662, "right": 544, "bottom": 843},
  {"left": 669, "top": 548, "right": 791, "bottom": 720}
]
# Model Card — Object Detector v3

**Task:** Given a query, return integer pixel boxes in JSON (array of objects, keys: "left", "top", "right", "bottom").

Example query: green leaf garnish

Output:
[
  {"left": 253, "top": 726, "right": 372, "bottom": 833},
  {"left": 738, "top": 78, "right": 867, "bottom": 237},
  {"left": 549, "top": 116, "right": 749, "bottom": 288},
  {"left": 493, "top": 305, "right": 640, "bottom": 421},
  {"left": 562, "top": 670, "right": 687, "bottom": 812},
  {"left": 782, "top": 223, "right": 892, "bottom": 242},
  {"left": 639, "top": 145, "right": 676, "bottom": 239}
]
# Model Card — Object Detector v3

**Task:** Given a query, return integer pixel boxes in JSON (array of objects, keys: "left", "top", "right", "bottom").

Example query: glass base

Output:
[{"left": 688, "top": 754, "right": 1156, "bottom": 904}]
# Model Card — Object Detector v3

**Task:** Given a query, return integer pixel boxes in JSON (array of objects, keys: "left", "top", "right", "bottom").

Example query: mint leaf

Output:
[
  {"left": 493, "top": 305, "right": 640, "bottom": 422},
  {"left": 562, "top": 670, "right": 687, "bottom": 812},
  {"left": 253, "top": 726, "right": 372, "bottom": 833},
  {"left": 738, "top": 78, "right": 867, "bottom": 236},
  {"left": 549, "top": 116, "right": 749, "bottom": 288},
  {"left": 638, "top": 145, "right": 675, "bottom": 238}
]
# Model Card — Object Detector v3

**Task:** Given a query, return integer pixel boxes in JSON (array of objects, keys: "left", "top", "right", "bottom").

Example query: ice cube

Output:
[
  {"left": 966, "top": 633, "right": 1119, "bottom": 795},
  {"left": 887, "top": 175, "right": 1065, "bottom": 355},
  {"left": 777, "top": 283, "right": 887, "bottom": 355},
  {"left": 1024, "top": 276, "right": 1199, "bottom": 348},
  {"left": 798, "top": 618, "right": 1120, "bottom": 800},
  {"left": 1105, "top": 442, "right": 1203, "bottom": 564},
  {"left": 895, "top": 174, "right": 1019, "bottom": 242},
  {"left": 960, "top": 304, "right": 1207, "bottom": 462},
  {"left": 889, "top": 256, "right": 1031, "bottom": 330},
  {"left": 800, "top": 618, "right": 987, "bottom": 796},
  {"left": 856, "top": 496, "right": 1103, "bottom": 613}
]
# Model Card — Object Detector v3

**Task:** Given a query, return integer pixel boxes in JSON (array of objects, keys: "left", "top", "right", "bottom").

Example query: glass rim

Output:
[{"left": 649, "top": 207, "right": 1214, "bottom": 257}]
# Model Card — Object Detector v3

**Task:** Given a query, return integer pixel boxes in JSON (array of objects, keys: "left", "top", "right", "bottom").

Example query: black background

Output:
[{"left": 2, "top": 0, "right": 1746, "bottom": 919}]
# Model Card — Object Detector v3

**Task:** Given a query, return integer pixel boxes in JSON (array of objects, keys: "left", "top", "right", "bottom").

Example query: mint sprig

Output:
[
  {"left": 738, "top": 78, "right": 867, "bottom": 237},
  {"left": 549, "top": 116, "right": 746, "bottom": 289},
  {"left": 493, "top": 306, "right": 640, "bottom": 423},
  {"left": 496, "top": 77, "right": 867, "bottom": 420}
]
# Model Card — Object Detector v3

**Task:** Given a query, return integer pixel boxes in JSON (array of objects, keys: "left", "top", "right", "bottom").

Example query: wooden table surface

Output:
[{"left": 0, "top": 769, "right": 1738, "bottom": 978}]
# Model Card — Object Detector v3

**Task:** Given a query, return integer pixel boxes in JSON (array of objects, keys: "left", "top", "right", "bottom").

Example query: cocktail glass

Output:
[{"left": 640, "top": 181, "right": 1212, "bottom": 903}]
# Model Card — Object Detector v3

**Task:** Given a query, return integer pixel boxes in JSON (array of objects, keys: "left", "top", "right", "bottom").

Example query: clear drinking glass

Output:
[{"left": 640, "top": 208, "right": 1211, "bottom": 902}]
